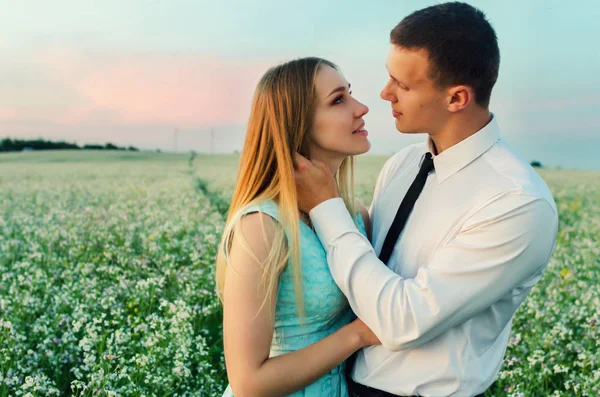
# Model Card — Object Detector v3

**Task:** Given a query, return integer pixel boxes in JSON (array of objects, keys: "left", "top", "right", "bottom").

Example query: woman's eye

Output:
[{"left": 333, "top": 95, "right": 344, "bottom": 104}]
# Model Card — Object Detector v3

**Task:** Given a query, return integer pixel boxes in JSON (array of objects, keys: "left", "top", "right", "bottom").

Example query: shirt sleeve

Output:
[{"left": 310, "top": 193, "right": 558, "bottom": 351}]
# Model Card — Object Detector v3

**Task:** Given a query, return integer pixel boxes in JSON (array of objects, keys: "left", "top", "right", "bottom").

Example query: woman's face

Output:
[{"left": 308, "top": 65, "right": 370, "bottom": 160}]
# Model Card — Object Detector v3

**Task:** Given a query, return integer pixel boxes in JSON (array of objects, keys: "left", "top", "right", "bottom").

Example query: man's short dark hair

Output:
[{"left": 391, "top": 2, "right": 500, "bottom": 107}]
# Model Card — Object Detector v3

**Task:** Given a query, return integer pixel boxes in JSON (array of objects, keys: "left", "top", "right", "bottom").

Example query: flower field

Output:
[{"left": 0, "top": 151, "right": 598, "bottom": 396}]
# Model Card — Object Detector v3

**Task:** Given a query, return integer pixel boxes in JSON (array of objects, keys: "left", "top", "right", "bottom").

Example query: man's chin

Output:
[
  {"left": 396, "top": 126, "right": 423, "bottom": 134},
  {"left": 395, "top": 120, "right": 427, "bottom": 135}
]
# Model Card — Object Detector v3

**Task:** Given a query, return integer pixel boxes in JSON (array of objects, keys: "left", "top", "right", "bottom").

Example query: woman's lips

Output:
[
  {"left": 353, "top": 122, "right": 368, "bottom": 136},
  {"left": 392, "top": 110, "right": 402, "bottom": 118},
  {"left": 353, "top": 128, "right": 368, "bottom": 137}
]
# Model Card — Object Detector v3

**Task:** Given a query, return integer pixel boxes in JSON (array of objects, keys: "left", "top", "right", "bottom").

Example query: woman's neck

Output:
[{"left": 307, "top": 147, "right": 344, "bottom": 176}]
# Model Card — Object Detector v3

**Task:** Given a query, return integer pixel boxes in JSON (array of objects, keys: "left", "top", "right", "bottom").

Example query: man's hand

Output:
[{"left": 293, "top": 153, "right": 339, "bottom": 213}]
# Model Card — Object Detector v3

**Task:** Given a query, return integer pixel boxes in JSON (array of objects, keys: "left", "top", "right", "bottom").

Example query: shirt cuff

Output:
[{"left": 309, "top": 197, "right": 359, "bottom": 247}]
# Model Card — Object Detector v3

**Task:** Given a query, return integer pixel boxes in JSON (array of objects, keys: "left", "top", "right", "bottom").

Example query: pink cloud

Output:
[
  {"left": 1, "top": 47, "right": 274, "bottom": 130},
  {"left": 75, "top": 55, "right": 269, "bottom": 127},
  {"left": 0, "top": 108, "right": 17, "bottom": 120}
]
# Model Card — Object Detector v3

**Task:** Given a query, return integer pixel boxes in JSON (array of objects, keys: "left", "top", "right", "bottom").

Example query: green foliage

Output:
[
  {"left": 0, "top": 152, "right": 598, "bottom": 396},
  {"left": 0, "top": 138, "right": 139, "bottom": 153},
  {"left": 530, "top": 160, "right": 543, "bottom": 168},
  {"left": 0, "top": 155, "right": 225, "bottom": 396}
]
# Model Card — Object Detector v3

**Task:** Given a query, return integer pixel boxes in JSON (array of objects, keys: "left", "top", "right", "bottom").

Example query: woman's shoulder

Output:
[
  {"left": 229, "top": 200, "right": 283, "bottom": 244},
  {"left": 240, "top": 199, "right": 280, "bottom": 220}
]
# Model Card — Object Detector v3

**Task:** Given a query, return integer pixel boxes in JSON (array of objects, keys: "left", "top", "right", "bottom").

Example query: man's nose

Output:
[{"left": 380, "top": 84, "right": 394, "bottom": 102}]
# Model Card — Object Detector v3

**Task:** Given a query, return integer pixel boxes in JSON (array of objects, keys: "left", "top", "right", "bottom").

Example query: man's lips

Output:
[{"left": 392, "top": 110, "right": 402, "bottom": 118}]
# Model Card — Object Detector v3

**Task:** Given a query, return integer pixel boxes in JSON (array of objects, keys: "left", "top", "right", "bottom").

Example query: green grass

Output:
[{"left": 0, "top": 151, "right": 598, "bottom": 396}]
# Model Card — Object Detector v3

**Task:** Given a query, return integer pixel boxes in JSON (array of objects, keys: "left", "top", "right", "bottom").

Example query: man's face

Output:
[{"left": 380, "top": 45, "right": 449, "bottom": 135}]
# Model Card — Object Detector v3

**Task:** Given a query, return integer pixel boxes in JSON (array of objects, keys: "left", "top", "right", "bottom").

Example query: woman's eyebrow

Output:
[{"left": 327, "top": 83, "right": 351, "bottom": 97}]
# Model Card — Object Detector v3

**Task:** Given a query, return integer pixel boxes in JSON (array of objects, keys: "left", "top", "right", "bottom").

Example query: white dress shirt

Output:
[{"left": 310, "top": 117, "right": 558, "bottom": 396}]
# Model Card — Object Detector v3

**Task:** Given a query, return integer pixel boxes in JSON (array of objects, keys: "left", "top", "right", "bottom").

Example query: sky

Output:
[{"left": 1, "top": 0, "right": 599, "bottom": 169}]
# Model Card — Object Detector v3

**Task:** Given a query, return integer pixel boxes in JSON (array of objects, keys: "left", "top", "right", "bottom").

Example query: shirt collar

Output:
[{"left": 426, "top": 115, "right": 501, "bottom": 184}]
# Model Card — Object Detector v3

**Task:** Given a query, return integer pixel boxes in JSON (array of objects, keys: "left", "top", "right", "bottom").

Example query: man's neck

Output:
[{"left": 430, "top": 109, "right": 492, "bottom": 155}]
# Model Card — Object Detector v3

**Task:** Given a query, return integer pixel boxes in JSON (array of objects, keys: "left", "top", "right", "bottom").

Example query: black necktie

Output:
[
  {"left": 378, "top": 152, "right": 435, "bottom": 265},
  {"left": 344, "top": 154, "right": 435, "bottom": 381}
]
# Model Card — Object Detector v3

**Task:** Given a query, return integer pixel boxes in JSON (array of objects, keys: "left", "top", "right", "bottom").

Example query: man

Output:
[{"left": 294, "top": 2, "right": 558, "bottom": 397}]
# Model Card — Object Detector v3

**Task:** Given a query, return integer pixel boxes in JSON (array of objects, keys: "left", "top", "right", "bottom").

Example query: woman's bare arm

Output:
[{"left": 223, "top": 212, "right": 377, "bottom": 397}]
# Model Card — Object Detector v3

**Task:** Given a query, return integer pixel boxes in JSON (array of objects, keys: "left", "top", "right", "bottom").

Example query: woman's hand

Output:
[{"left": 350, "top": 317, "right": 381, "bottom": 348}]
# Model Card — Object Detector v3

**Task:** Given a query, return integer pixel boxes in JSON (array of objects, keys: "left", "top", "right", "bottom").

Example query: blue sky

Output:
[{"left": 1, "top": 0, "right": 599, "bottom": 169}]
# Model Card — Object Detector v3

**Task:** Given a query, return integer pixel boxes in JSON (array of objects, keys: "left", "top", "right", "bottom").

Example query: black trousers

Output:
[{"left": 347, "top": 376, "right": 485, "bottom": 397}]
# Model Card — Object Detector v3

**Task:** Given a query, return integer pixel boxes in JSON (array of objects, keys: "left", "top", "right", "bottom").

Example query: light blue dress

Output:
[{"left": 222, "top": 199, "right": 368, "bottom": 397}]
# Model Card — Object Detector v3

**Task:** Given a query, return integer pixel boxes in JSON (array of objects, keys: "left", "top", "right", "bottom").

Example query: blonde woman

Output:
[{"left": 217, "top": 57, "right": 380, "bottom": 397}]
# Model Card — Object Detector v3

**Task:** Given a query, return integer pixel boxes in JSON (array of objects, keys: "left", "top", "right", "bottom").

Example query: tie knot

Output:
[{"left": 420, "top": 152, "right": 435, "bottom": 174}]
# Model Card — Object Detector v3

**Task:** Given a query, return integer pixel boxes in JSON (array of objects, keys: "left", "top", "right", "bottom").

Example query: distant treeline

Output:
[{"left": 0, "top": 138, "right": 140, "bottom": 152}]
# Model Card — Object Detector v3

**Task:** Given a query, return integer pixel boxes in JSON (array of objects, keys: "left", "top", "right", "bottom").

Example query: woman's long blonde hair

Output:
[{"left": 216, "top": 57, "right": 357, "bottom": 317}]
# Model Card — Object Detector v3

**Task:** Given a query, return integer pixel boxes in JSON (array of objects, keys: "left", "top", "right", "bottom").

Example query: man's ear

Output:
[{"left": 446, "top": 85, "right": 472, "bottom": 112}]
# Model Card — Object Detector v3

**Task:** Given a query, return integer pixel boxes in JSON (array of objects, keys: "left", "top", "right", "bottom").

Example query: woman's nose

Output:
[{"left": 355, "top": 100, "right": 369, "bottom": 117}]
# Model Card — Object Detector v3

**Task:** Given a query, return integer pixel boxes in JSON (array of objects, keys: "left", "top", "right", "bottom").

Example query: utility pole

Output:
[{"left": 173, "top": 127, "right": 179, "bottom": 152}]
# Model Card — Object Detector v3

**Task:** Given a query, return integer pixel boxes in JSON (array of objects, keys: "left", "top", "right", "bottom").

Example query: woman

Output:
[{"left": 216, "top": 57, "right": 379, "bottom": 397}]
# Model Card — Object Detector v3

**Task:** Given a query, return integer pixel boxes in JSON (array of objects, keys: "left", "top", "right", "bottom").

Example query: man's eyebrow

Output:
[
  {"left": 386, "top": 69, "right": 405, "bottom": 85},
  {"left": 327, "top": 83, "right": 351, "bottom": 97}
]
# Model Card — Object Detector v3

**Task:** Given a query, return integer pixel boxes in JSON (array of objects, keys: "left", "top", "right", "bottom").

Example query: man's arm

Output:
[{"left": 310, "top": 193, "right": 558, "bottom": 351}]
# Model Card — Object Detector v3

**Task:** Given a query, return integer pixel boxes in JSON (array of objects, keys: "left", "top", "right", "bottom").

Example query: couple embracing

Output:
[{"left": 217, "top": 3, "right": 558, "bottom": 397}]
